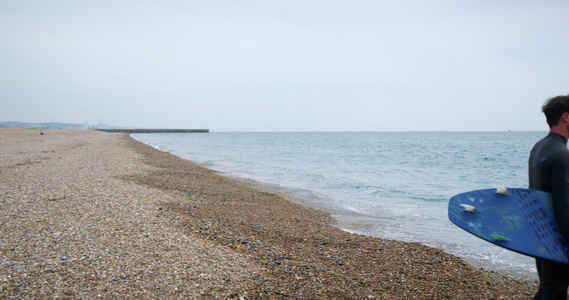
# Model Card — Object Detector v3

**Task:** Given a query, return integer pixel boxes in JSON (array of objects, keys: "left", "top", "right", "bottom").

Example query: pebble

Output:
[{"left": 0, "top": 129, "right": 538, "bottom": 299}]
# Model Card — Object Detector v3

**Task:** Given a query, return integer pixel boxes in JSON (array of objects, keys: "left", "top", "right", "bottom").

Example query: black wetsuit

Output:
[{"left": 529, "top": 132, "right": 569, "bottom": 299}]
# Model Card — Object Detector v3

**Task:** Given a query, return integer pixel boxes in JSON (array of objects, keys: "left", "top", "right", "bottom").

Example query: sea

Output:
[{"left": 132, "top": 131, "right": 548, "bottom": 280}]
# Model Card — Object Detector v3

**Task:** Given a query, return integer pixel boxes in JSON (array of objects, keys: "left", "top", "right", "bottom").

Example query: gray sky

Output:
[{"left": 1, "top": 0, "right": 567, "bottom": 131}]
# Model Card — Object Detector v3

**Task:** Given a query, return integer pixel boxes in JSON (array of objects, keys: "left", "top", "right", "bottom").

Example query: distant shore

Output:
[
  {"left": 96, "top": 129, "right": 209, "bottom": 133},
  {"left": 0, "top": 129, "right": 537, "bottom": 298}
]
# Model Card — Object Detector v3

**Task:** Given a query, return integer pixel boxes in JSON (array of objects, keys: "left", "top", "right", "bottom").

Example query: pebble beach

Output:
[{"left": 0, "top": 128, "right": 538, "bottom": 299}]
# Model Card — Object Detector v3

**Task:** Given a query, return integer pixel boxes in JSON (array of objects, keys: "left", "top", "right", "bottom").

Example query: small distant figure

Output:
[{"left": 39, "top": 130, "right": 43, "bottom": 135}]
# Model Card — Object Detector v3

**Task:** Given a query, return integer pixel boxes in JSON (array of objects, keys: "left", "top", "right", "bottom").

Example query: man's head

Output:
[{"left": 542, "top": 95, "right": 569, "bottom": 128}]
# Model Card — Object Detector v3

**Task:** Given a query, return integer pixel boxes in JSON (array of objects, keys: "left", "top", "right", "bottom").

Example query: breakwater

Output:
[{"left": 96, "top": 129, "right": 208, "bottom": 133}]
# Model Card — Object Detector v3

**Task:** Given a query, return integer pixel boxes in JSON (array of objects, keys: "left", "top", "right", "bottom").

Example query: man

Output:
[{"left": 529, "top": 95, "right": 569, "bottom": 299}]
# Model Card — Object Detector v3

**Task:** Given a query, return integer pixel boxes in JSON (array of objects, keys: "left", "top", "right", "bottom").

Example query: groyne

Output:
[{"left": 96, "top": 129, "right": 209, "bottom": 133}]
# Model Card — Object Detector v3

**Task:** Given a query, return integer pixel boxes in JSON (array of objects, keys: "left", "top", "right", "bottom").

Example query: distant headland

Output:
[
  {"left": 0, "top": 121, "right": 208, "bottom": 133},
  {"left": 96, "top": 129, "right": 209, "bottom": 133},
  {"left": 0, "top": 121, "right": 89, "bottom": 130}
]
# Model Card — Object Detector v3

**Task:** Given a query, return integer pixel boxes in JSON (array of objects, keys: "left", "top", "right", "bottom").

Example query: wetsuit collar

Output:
[{"left": 548, "top": 131, "right": 568, "bottom": 144}]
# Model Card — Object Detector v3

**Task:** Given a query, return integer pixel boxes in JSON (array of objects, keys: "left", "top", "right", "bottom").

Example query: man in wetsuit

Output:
[{"left": 529, "top": 95, "right": 569, "bottom": 300}]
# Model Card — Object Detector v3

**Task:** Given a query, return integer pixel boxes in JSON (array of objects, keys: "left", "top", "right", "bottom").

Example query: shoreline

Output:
[
  {"left": 131, "top": 132, "right": 538, "bottom": 281},
  {"left": 1, "top": 129, "right": 537, "bottom": 298}
]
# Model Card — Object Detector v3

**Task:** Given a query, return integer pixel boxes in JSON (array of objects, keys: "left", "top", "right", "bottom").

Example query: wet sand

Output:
[{"left": 0, "top": 129, "right": 537, "bottom": 299}]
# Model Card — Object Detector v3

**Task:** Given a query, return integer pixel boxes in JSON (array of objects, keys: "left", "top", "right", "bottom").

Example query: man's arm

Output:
[{"left": 551, "top": 157, "right": 569, "bottom": 241}]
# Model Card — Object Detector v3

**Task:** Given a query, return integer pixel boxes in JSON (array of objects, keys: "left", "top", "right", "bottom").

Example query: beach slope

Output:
[{"left": 0, "top": 129, "right": 536, "bottom": 299}]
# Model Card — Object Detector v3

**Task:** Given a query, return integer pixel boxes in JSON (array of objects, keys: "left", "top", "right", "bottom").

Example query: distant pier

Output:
[{"left": 96, "top": 129, "right": 209, "bottom": 133}]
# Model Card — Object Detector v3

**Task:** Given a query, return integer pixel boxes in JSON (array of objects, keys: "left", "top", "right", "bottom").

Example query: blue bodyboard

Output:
[{"left": 448, "top": 187, "right": 569, "bottom": 265}]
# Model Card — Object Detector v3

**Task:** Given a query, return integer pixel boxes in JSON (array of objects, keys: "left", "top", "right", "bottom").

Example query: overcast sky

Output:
[{"left": 1, "top": 1, "right": 567, "bottom": 131}]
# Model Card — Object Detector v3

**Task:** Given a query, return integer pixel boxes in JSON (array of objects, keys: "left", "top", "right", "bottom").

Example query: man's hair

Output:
[{"left": 542, "top": 95, "right": 569, "bottom": 128}]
